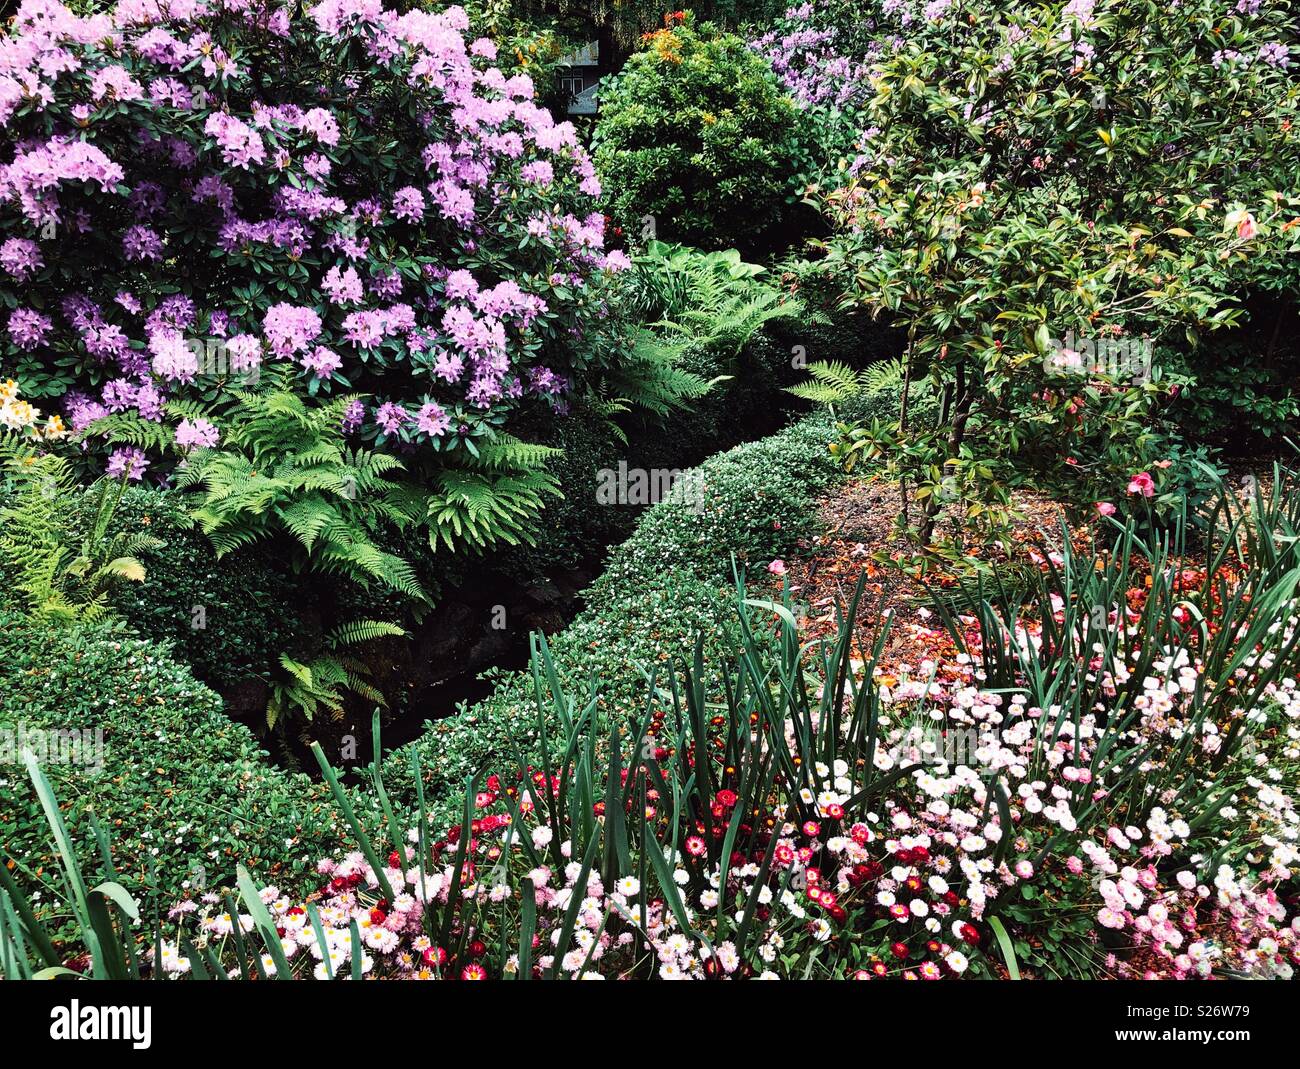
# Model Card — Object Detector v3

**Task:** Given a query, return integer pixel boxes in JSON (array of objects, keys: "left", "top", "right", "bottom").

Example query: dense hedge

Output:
[
  {"left": 0, "top": 612, "right": 337, "bottom": 902},
  {"left": 70, "top": 488, "right": 297, "bottom": 693},
  {"left": 383, "top": 412, "right": 845, "bottom": 820}
]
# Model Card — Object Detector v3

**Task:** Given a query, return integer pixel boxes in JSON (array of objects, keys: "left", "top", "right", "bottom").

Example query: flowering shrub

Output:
[
  {"left": 0, "top": 0, "right": 622, "bottom": 528},
  {"left": 798, "top": 0, "right": 1300, "bottom": 545},
  {"left": 748, "top": 1, "right": 886, "bottom": 171},
  {"left": 591, "top": 13, "right": 802, "bottom": 251},
  {"left": 0, "top": 377, "right": 66, "bottom": 438}
]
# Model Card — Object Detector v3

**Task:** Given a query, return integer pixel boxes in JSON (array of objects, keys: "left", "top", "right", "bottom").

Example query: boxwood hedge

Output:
[
  {"left": 0, "top": 612, "right": 338, "bottom": 905},
  {"left": 382, "top": 412, "right": 846, "bottom": 821}
]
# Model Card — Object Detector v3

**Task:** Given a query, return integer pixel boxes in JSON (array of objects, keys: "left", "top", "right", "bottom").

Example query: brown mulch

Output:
[{"left": 764, "top": 474, "right": 1097, "bottom": 670}]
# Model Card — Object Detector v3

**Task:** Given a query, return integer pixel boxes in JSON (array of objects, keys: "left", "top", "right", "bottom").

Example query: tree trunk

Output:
[{"left": 919, "top": 358, "right": 973, "bottom": 546}]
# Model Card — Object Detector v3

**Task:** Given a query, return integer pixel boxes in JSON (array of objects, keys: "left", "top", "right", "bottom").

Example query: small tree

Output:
[{"left": 820, "top": 0, "right": 1300, "bottom": 547}]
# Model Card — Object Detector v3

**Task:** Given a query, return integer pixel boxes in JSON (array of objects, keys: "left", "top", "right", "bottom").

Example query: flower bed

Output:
[{"left": 12, "top": 486, "right": 1297, "bottom": 979}]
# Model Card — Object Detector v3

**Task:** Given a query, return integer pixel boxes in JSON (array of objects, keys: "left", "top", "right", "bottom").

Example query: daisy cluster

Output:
[
  {"left": 0, "top": 0, "right": 624, "bottom": 476},
  {"left": 154, "top": 573, "right": 1300, "bottom": 979}
]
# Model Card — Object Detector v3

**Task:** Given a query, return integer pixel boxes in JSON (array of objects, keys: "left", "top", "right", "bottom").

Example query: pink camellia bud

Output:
[
  {"left": 1095, "top": 501, "right": 1117, "bottom": 516},
  {"left": 768, "top": 558, "right": 787, "bottom": 576}
]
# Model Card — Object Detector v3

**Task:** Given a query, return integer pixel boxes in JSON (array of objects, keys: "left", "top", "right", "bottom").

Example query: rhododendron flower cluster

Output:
[
  {"left": 0, "top": 0, "right": 624, "bottom": 476},
  {"left": 0, "top": 376, "right": 67, "bottom": 438}
]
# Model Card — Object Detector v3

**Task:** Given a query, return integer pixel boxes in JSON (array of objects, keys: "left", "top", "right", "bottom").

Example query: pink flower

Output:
[
  {"left": 768, "top": 559, "right": 787, "bottom": 576},
  {"left": 1126, "top": 472, "right": 1156, "bottom": 498},
  {"left": 1236, "top": 213, "right": 1258, "bottom": 240},
  {"left": 1095, "top": 501, "right": 1117, "bottom": 516},
  {"left": 174, "top": 417, "right": 219, "bottom": 450}
]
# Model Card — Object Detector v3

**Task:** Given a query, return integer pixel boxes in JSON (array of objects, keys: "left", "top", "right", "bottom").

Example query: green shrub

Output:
[
  {"left": 821, "top": 0, "right": 1300, "bottom": 546},
  {"left": 0, "top": 612, "right": 338, "bottom": 904},
  {"left": 384, "top": 412, "right": 845, "bottom": 821},
  {"left": 71, "top": 487, "right": 296, "bottom": 693},
  {"left": 592, "top": 14, "right": 802, "bottom": 251}
]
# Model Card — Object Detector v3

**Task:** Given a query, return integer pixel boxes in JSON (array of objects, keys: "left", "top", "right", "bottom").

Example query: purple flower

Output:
[
  {"left": 392, "top": 186, "right": 426, "bottom": 223},
  {"left": 444, "top": 269, "right": 479, "bottom": 301},
  {"left": 67, "top": 395, "right": 108, "bottom": 431},
  {"left": 302, "top": 345, "right": 343, "bottom": 379},
  {"left": 106, "top": 447, "right": 149, "bottom": 481},
  {"left": 102, "top": 378, "right": 139, "bottom": 412},
  {"left": 520, "top": 160, "right": 554, "bottom": 187},
  {"left": 263, "top": 303, "right": 322, "bottom": 356},
  {"left": 7, "top": 308, "right": 52, "bottom": 349},
  {"left": 0, "top": 238, "right": 43, "bottom": 281},
  {"left": 1259, "top": 43, "right": 1290, "bottom": 69},
  {"left": 83, "top": 323, "right": 129, "bottom": 363},
  {"left": 433, "top": 349, "right": 464, "bottom": 383},
  {"left": 368, "top": 269, "right": 403, "bottom": 299},
  {"left": 149, "top": 331, "right": 199, "bottom": 382},
  {"left": 304, "top": 153, "right": 332, "bottom": 180},
  {"left": 416, "top": 401, "right": 450, "bottom": 437},
  {"left": 323, "top": 264, "right": 365, "bottom": 306},
  {"left": 374, "top": 401, "right": 410, "bottom": 435},
  {"left": 204, "top": 112, "right": 266, "bottom": 169},
  {"left": 342, "top": 309, "right": 386, "bottom": 348},
  {"left": 175, "top": 417, "right": 220, "bottom": 450},
  {"left": 342, "top": 399, "right": 366, "bottom": 434},
  {"left": 300, "top": 108, "right": 340, "bottom": 147},
  {"left": 123, "top": 225, "right": 164, "bottom": 262}
]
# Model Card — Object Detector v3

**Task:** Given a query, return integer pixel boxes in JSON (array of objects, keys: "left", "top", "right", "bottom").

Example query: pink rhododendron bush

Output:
[{"left": 0, "top": 0, "right": 617, "bottom": 499}]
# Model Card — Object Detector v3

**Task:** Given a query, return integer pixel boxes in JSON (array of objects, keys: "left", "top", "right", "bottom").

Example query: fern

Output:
[
  {"left": 265, "top": 618, "right": 406, "bottom": 730},
  {"left": 177, "top": 372, "right": 429, "bottom": 601},
  {"left": 591, "top": 241, "right": 801, "bottom": 422},
  {"left": 0, "top": 434, "right": 159, "bottom": 625},
  {"left": 786, "top": 357, "right": 906, "bottom": 407}
]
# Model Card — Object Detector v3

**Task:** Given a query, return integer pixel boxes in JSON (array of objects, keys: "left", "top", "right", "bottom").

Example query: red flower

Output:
[{"left": 461, "top": 963, "right": 488, "bottom": 980}]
